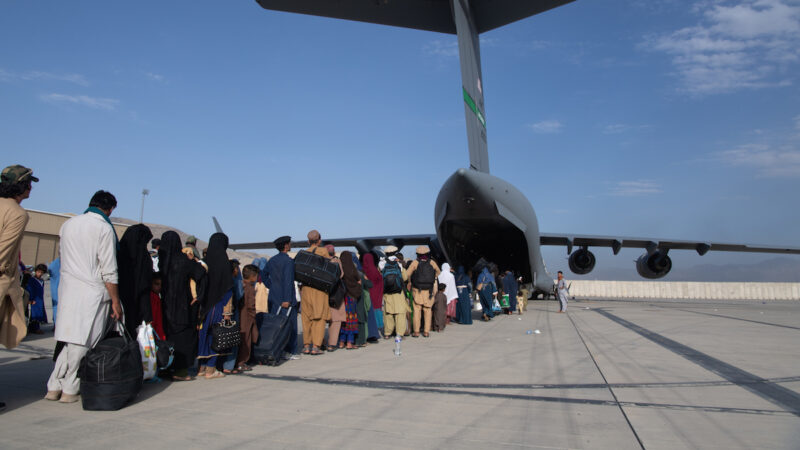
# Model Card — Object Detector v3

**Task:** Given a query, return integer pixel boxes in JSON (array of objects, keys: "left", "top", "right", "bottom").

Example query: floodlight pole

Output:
[{"left": 140, "top": 189, "right": 150, "bottom": 223}]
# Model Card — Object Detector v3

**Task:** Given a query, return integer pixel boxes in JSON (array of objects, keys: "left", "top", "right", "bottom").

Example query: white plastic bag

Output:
[{"left": 136, "top": 321, "right": 157, "bottom": 380}]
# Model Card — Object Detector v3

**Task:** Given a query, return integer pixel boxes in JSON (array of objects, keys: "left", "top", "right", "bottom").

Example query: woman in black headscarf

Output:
[
  {"left": 117, "top": 224, "right": 154, "bottom": 337},
  {"left": 159, "top": 231, "right": 207, "bottom": 381},
  {"left": 338, "top": 251, "right": 361, "bottom": 350},
  {"left": 195, "top": 232, "right": 234, "bottom": 379}
]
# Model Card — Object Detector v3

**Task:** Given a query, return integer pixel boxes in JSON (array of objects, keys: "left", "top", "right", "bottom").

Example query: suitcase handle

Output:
[{"left": 274, "top": 306, "right": 293, "bottom": 316}]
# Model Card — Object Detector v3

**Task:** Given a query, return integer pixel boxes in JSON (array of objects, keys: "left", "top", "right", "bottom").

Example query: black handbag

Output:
[
  {"left": 211, "top": 319, "right": 241, "bottom": 352},
  {"left": 151, "top": 329, "right": 174, "bottom": 369}
]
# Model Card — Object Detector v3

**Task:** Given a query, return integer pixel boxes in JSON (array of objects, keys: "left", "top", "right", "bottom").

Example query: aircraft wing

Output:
[
  {"left": 229, "top": 234, "right": 437, "bottom": 251},
  {"left": 255, "top": 0, "right": 575, "bottom": 34},
  {"left": 539, "top": 233, "right": 800, "bottom": 256}
]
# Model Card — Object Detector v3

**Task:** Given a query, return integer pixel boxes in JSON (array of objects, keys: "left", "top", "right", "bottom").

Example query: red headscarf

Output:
[{"left": 363, "top": 253, "right": 384, "bottom": 309}]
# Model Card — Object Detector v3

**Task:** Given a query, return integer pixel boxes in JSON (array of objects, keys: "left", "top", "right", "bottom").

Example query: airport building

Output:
[{"left": 19, "top": 209, "right": 130, "bottom": 267}]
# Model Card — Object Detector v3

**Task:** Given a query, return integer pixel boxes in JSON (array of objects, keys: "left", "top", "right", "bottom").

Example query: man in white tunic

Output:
[{"left": 46, "top": 191, "right": 122, "bottom": 403}]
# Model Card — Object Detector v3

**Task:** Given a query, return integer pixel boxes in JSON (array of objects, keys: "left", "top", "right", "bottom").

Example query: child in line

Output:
[
  {"left": 236, "top": 265, "right": 260, "bottom": 372},
  {"left": 26, "top": 264, "right": 48, "bottom": 334},
  {"left": 432, "top": 282, "right": 447, "bottom": 332}
]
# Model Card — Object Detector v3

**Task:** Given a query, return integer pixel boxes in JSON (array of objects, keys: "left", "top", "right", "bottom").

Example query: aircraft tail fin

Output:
[
  {"left": 212, "top": 216, "right": 223, "bottom": 234},
  {"left": 255, "top": 0, "right": 574, "bottom": 173},
  {"left": 453, "top": 0, "right": 488, "bottom": 173}
]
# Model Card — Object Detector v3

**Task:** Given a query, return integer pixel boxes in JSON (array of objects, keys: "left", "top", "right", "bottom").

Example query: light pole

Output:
[{"left": 139, "top": 189, "right": 149, "bottom": 223}]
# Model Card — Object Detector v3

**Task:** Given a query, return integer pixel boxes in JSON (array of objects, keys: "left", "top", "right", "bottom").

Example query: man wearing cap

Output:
[
  {"left": 299, "top": 230, "right": 330, "bottom": 355},
  {"left": 0, "top": 165, "right": 38, "bottom": 354},
  {"left": 185, "top": 235, "right": 201, "bottom": 260},
  {"left": 381, "top": 246, "right": 408, "bottom": 338},
  {"left": 266, "top": 235, "right": 299, "bottom": 358},
  {"left": 46, "top": 190, "right": 123, "bottom": 403},
  {"left": 405, "top": 246, "right": 441, "bottom": 338}
]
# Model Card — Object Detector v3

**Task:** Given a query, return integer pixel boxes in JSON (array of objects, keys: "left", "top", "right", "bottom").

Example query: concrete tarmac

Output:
[{"left": 1, "top": 298, "right": 799, "bottom": 449}]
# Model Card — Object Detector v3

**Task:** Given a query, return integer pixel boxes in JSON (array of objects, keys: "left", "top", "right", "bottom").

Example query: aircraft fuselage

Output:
[{"left": 435, "top": 168, "right": 552, "bottom": 291}]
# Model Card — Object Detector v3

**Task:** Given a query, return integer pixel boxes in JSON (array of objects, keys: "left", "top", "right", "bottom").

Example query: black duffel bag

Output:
[
  {"left": 79, "top": 320, "right": 143, "bottom": 411},
  {"left": 211, "top": 319, "right": 241, "bottom": 352},
  {"left": 294, "top": 249, "right": 341, "bottom": 294}
]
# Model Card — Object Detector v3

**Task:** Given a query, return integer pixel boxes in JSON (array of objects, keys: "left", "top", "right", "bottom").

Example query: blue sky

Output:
[{"left": 2, "top": 0, "right": 799, "bottom": 278}]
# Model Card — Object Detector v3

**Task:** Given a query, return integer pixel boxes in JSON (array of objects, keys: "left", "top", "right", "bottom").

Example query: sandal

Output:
[
  {"left": 205, "top": 370, "right": 225, "bottom": 379},
  {"left": 309, "top": 347, "right": 324, "bottom": 355},
  {"left": 411, "top": 333, "right": 420, "bottom": 338},
  {"left": 235, "top": 365, "right": 252, "bottom": 372},
  {"left": 171, "top": 375, "right": 193, "bottom": 382},
  {"left": 302, "top": 345, "right": 312, "bottom": 355},
  {"left": 423, "top": 332, "right": 430, "bottom": 338},
  {"left": 223, "top": 368, "right": 241, "bottom": 375}
]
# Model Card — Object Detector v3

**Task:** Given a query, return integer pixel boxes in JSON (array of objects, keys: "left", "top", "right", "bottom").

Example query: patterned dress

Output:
[{"left": 339, "top": 295, "right": 358, "bottom": 344}]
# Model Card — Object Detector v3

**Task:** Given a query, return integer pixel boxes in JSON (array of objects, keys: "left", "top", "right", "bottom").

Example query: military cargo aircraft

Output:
[{"left": 223, "top": 0, "right": 800, "bottom": 293}]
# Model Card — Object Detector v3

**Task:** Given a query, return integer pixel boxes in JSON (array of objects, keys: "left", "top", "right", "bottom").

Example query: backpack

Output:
[
  {"left": 411, "top": 260, "right": 436, "bottom": 290},
  {"left": 382, "top": 261, "right": 403, "bottom": 294}
]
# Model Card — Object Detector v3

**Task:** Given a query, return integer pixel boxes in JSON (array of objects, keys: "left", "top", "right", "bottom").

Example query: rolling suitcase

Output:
[{"left": 256, "top": 306, "right": 292, "bottom": 365}]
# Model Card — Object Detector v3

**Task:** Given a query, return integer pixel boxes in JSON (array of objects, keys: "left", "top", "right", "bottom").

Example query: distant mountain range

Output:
[{"left": 110, "top": 217, "right": 268, "bottom": 263}]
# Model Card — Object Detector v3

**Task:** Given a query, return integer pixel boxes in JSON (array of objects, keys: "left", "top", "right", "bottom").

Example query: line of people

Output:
[{"left": 1, "top": 165, "right": 536, "bottom": 409}]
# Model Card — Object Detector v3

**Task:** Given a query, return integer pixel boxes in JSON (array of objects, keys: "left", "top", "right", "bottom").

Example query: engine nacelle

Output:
[
  {"left": 568, "top": 248, "right": 596, "bottom": 275},
  {"left": 636, "top": 252, "right": 672, "bottom": 279}
]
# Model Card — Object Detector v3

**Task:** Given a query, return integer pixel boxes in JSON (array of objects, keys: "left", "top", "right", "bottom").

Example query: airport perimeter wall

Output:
[{"left": 568, "top": 280, "right": 800, "bottom": 300}]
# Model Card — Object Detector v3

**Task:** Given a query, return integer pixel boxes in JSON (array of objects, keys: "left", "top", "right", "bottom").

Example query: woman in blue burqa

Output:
[
  {"left": 454, "top": 266, "right": 473, "bottom": 325},
  {"left": 474, "top": 259, "right": 496, "bottom": 322}
]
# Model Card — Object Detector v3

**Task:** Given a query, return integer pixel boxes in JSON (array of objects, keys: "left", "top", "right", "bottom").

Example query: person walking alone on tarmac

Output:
[{"left": 557, "top": 271, "right": 569, "bottom": 313}]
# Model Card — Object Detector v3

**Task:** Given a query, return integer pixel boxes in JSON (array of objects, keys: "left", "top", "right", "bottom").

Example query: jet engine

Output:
[
  {"left": 568, "top": 248, "right": 596, "bottom": 275},
  {"left": 636, "top": 251, "right": 672, "bottom": 279}
]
